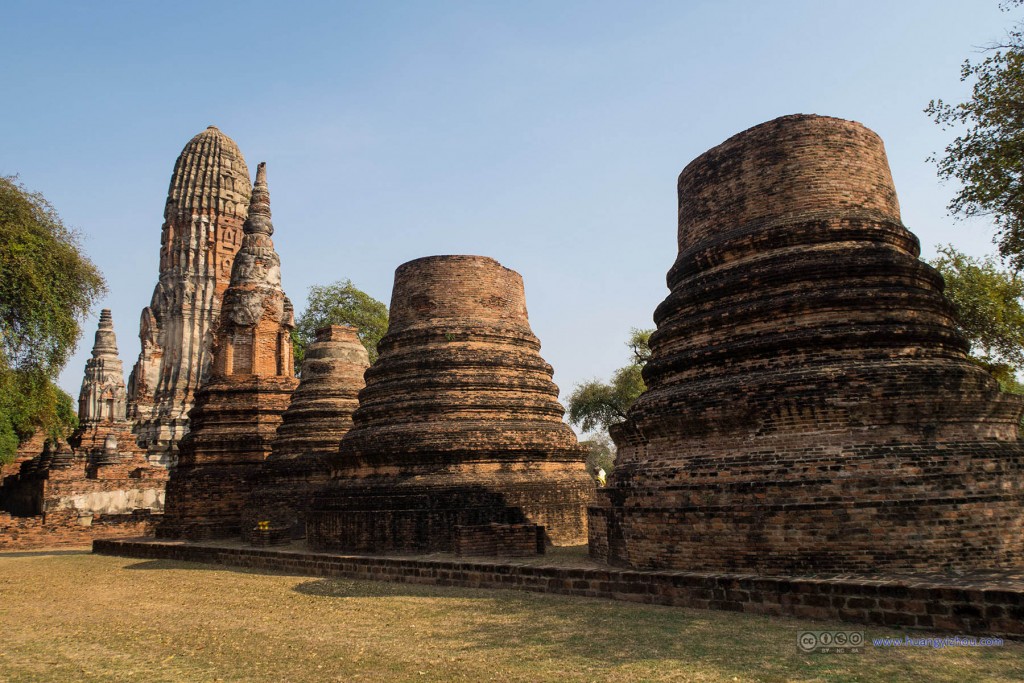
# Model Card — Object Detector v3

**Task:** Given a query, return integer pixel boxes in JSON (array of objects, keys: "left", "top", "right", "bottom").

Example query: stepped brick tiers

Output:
[
  {"left": 159, "top": 163, "right": 298, "bottom": 541},
  {"left": 241, "top": 324, "right": 370, "bottom": 540},
  {"left": 589, "top": 114, "right": 1024, "bottom": 575},
  {"left": 307, "top": 255, "right": 594, "bottom": 554},
  {"left": 0, "top": 311, "right": 166, "bottom": 550},
  {"left": 127, "top": 126, "right": 252, "bottom": 467}
]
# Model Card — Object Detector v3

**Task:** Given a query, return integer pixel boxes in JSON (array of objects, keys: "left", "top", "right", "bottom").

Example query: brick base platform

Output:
[{"left": 92, "top": 538, "right": 1023, "bottom": 638}]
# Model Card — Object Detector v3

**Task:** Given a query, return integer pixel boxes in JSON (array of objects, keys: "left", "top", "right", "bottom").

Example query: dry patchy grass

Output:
[{"left": 0, "top": 551, "right": 1021, "bottom": 682}]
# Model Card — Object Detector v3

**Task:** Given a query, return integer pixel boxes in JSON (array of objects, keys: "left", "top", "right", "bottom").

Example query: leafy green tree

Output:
[
  {"left": 567, "top": 328, "right": 652, "bottom": 434},
  {"left": 925, "top": 1, "right": 1024, "bottom": 268},
  {"left": 292, "top": 279, "right": 388, "bottom": 372},
  {"left": 930, "top": 244, "right": 1024, "bottom": 392},
  {"left": 580, "top": 434, "right": 615, "bottom": 482},
  {"left": 0, "top": 175, "right": 104, "bottom": 463}
]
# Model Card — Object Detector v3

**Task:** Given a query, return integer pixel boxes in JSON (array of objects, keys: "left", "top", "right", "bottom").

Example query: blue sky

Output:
[{"left": 1, "top": 1, "right": 1016, "bottom": 429}]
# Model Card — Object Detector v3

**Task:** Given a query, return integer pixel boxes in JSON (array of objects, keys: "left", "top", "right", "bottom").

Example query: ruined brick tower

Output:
[
  {"left": 158, "top": 162, "right": 298, "bottom": 540},
  {"left": 589, "top": 114, "right": 1024, "bottom": 574},
  {"left": 127, "top": 126, "right": 251, "bottom": 466},
  {"left": 308, "top": 255, "right": 594, "bottom": 553}
]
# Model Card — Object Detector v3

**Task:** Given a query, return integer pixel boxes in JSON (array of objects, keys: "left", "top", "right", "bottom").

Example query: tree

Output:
[
  {"left": 580, "top": 434, "right": 615, "bottom": 483},
  {"left": 930, "top": 244, "right": 1024, "bottom": 392},
  {"left": 0, "top": 176, "right": 105, "bottom": 462},
  {"left": 926, "top": 1, "right": 1024, "bottom": 269},
  {"left": 292, "top": 278, "right": 388, "bottom": 372},
  {"left": 567, "top": 328, "right": 651, "bottom": 434}
]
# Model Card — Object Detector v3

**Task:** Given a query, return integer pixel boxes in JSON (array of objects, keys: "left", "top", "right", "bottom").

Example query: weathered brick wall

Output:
[
  {"left": 0, "top": 510, "right": 158, "bottom": 550},
  {"left": 591, "top": 114, "right": 1024, "bottom": 574},
  {"left": 454, "top": 524, "right": 545, "bottom": 557},
  {"left": 0, "top": 438, "right": 166, "bottom": 550},
  {"left": 94, "top": 539, "right": 1024, "bottom": 638},
  {"left": 309, "top": 256, "right": 594, "bottom": 553}
]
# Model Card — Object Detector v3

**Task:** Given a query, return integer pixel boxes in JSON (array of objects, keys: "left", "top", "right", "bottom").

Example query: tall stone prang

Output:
[
  {"left": 589, "top": 114, "right": 1024, "bottom": 574},
  {"left": 158, "top": 162, "right": 298, "bottom": 540},
  {"left": 127, "top": 126, "right": 252, "bottom": 466},
  {"left": 241, "top": 325, "right": 370, "bottom": 540},
  {"left": 307, "top": 255, "right": 594, "bottom": 553}
]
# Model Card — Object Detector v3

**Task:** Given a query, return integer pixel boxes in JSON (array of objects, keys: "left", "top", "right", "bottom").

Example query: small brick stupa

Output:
[
  {"left": 308, "top": 255, "right": 594, "bottom": 553},
  {"left": 242, "top": 324, "right": 370, "bottom": 540},
  {"left": 159, "top": 162, "right": 298, "bottom": 540},
  {"left": 589, "top": 114, "right": 1024, "bottom": 574}
]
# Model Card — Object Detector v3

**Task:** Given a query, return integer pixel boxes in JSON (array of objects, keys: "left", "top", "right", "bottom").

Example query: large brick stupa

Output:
[
  {"left": 589, "top": 114, "right": 1024, "bottom": 574},
  {"left": 308, "top": 255, "right": 594, "bottom": 552}
]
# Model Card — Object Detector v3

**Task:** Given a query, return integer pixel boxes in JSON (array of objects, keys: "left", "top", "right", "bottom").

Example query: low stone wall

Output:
[
  {"left": 1, "top": 510, "right": 159, "bottom": 550},
  {"left": 93, "top": 539, "right": 1024, "bottom": 637}
]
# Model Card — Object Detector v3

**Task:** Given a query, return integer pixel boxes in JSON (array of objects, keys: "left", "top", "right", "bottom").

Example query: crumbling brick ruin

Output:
[
  {"left": 0, "top": 311, "right": 166, "bottom": 549},
  {"left": 241, "top": 324, "right": 370, "bottom": 540},
  {"left": 158, "top": 163, "right": 298, "bottom": 541},
  {"left": 127, "top": 126, "right": 251, "bottom": 467},
  {"left": 307, "top": 255, "right": 594, "bottom": 553},
  {"left": 589, "top": 114, "right": 1024, "bottom": 574}
]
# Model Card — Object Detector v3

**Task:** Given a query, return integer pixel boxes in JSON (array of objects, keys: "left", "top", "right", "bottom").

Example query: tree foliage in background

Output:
[
  {"left": 926, "top": 1, "right": 1024, "bottom": 269},
  {"left": 930, "top": 244, "right": 1024, "bottom": 392},
  {"left": 0, "top": 176, "right": 104, "bottom": 462},
  {"left": 292, "top": 279, "right": 389, "bottom": 373},
  {"left": 580, "top": 433, "right": 615, "bottom": 481},
  {"left": 567, "top": 327, "right": 652, "bottom": 441}
]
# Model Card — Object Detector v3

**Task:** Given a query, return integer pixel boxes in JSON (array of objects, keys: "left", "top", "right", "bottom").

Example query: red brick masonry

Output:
[{"left": 93, "top": 539, "right": 1024, "bottom": 638}]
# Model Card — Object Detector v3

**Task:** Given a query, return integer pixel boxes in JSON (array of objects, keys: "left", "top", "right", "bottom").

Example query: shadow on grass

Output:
[{"left": 291, "top": 576, "right": 820, "bottom": 676}]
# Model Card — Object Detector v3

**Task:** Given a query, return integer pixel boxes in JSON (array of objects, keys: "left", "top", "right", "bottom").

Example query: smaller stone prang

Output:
[
  {"left": 158, "top": 162, "right": 298, "bottom": 542},
  {"left": 241, "top": 324, "right": 370, "bottom": 540},
  {"left": 69, "top": 309, "right": 146, "bottom": 469},
  {"left": 307, "top": 255, "right": 594, "bottom": 554},
  {"left": 77, "top": 309, "right": 127, "bottom": 426},
  {"left": 0, "top": 309, "right": 167, "bottom": 539}
]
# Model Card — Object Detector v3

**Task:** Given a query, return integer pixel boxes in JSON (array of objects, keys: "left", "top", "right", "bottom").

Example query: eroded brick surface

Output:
[
  {"left": 126, "top": 126, "right": 251, "bottom": 466},
  {"left": 241, "top": 325, "right": 369, "bottom": 540},
  {"left": 0, "top": 312, "right": 166, "bottom": 549},
  {"left": 590, "top": 114, "right": 1024, "bottom": 574},
  {"left": 308, "top": 255, "right": 594, "bottom": 553},
  {"left": 159, "top": 163, "right": 297, "bottom": 541}
]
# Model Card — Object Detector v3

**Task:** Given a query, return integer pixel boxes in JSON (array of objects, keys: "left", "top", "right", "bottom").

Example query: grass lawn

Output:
[{"left": 0, "top": 551, "right": 1020, "bottom": 682}]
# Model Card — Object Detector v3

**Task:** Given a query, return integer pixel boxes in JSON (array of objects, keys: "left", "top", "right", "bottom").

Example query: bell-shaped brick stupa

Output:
[
  {"left": 308, "top": 255, "right": 594, "bottom": 552},
  {"left": 589, "top": 114, "right": 1024, "bottom": 574},
  {"left": 241, "top": 324, "right": 370, "bottom": 540}
]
